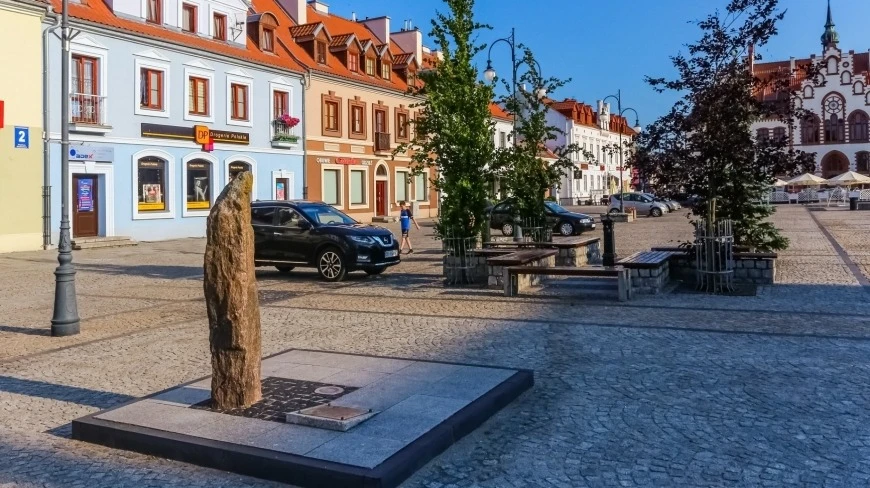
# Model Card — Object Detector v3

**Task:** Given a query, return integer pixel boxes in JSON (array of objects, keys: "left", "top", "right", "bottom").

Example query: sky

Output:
[{"left": 321, "top": 0, "right": 870, "bottom": 126}]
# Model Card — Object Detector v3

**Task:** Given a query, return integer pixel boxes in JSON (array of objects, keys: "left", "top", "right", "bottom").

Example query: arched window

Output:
[
  {"left": 855, "top": 81, "right": 866, "bottom": 95},
  {"left": 825, "top": 114, "right": 845, "bottom": 143},
  {"left": 827, "top": 57, "right": 838, "bottom": 75},
  {"left": 756, "top": 128, "right": 770, "bottom": 142},
  {"left": 801, "top": 115, "right": 821, "bottom": 144},
  {"left": 803, "top": 86, "right": 814, "bottom": 99},
  {"left": 821, "top": 151, "right": 849, "bottom": 179},
  {"left": 857, "top": 151, "right": 870, "bottom": 173},
  {"left": 376, "top": 164, "right": 388, "bottom": 177},
  {"left": 228, "top": 161, "right": 251, "bottom": 180},
  {"left": 841, "top": 71, "right": 852, "bottom": 85},
  {"left": 849, "top": 111, "right": 869, "bottom": 142},
  {"left": 137, "top": 156, "right": 168, "bottom": 212}
]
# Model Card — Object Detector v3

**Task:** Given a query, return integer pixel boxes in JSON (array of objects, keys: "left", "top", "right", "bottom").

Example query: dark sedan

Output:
[
  {"left": 487, "top": 200, "right": 596, "bottom": 237},
  {"left": 251, "top": 201, "right": 400, "bottom": 282}
]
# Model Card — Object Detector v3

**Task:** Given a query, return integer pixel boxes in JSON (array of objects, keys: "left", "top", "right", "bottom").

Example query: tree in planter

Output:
[
  {"left": 492, "top": 48, "right": 581, "bottom": 238},
  {"left": 396, "top": 0, "right": 495, "bottom": 242},
  {"left": 633, "top": 0, "right": 816, "bottom": 251}
]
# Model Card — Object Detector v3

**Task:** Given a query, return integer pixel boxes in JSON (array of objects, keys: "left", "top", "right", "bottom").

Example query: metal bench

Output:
[{"left": 504, "top": 265, "right": 631, "bottom": 301}]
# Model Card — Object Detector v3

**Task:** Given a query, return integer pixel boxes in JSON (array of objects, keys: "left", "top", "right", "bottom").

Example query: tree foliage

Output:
[
  {"left": 633, "top": 0, "right": 816, "bottom": 251},
  {"left": 397, "top": 0, "right": 495, "bottom": 240},
  {"left": 493, "top": 49, "right": 578, "bottom": 223}
]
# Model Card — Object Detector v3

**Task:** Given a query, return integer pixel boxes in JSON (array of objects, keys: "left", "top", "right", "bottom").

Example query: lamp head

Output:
[{"left": 484, "top": 61, "right": 496, "bottom": 82}]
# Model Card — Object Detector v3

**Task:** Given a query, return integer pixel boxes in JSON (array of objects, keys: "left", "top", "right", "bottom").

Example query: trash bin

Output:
[{"left": 850, "top": 196, "right": 859, "bottom": 211}]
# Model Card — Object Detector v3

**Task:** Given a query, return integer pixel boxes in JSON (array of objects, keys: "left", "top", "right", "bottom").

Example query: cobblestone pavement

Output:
[{"left": 1, "top": 206, "right": 869, "bottom": 487}]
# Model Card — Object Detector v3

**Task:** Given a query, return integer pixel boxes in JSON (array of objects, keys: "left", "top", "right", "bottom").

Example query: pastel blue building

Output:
[{"left": 45, "top": 0, "right": 305, "bottom": 243}]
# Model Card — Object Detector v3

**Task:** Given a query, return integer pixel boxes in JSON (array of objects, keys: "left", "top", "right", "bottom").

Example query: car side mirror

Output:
[{"left": 298, "top": 220, "right": 312, "bottom": 230}]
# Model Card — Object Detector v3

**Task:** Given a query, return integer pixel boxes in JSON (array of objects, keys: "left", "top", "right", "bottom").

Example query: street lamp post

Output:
[
  {"left": 50, "top": 0, "right": 81, "bottom": 337},
  {"left": 603, "top": 90, "right": 641, "bottom": 213}
]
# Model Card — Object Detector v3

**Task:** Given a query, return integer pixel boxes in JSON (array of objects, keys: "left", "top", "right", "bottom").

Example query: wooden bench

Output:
[
  {"left": 468, "top": 248, "right": 515, "bottom": 258},
  {"left": 486, "top": 249, "right": 558, "bottom": 266},
  {"left": 617, "top": 251, "right": 676, "bottom": 268},
  {"left": 504, "top": 266, "right": 631, "bottom": 301},
  {"left": 617, "top": 251, "right": 676, "bottom": 295}
]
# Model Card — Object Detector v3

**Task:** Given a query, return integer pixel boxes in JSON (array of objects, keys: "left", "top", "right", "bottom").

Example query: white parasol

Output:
[
  {"left": 786, "top": 173, "right": 827, "bottom": 186},
  {"left": 772, "top": 178, "right": 789, "bottom": 187},
  {"left": 824, "top": 171, "right": 870, "bottom": 186}
]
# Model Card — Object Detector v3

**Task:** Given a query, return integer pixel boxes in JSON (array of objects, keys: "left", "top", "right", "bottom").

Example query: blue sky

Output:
[{"left": 322, "top": 0, "right": 870, "bottom": 125}]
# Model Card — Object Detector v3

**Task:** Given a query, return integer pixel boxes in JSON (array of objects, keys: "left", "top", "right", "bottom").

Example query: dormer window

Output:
[
  {"left": 365, "top": 57, "right": 375, "bottom": 76},
  {"left": 348, "top": 52, "right": 359, "bottom": 72},
  {"left": 381, "top": 61, "right": 391, "bottom": 80},
  {"left": 407, "top": 71, "right": 416, "bottom": 87},
  {"left": 251, "top": 13, "right": 279, "bottom": 54},
  {"left": 213, "top": 13, "right": 227, "bottom": 41},
  {"left": 146, "top": 0, "right": 161, "bottom": 24},
  {"left": 181, "top": 3, "right": 196, "bottom": 33},
  {"left": 262, "top": 27, "right": 274, "bottom": 52},
  {"left": 316, "top": 41, "right": 327, "bottom": 64}
]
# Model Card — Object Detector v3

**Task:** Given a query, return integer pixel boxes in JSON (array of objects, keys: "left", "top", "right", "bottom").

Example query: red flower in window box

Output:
[{"left": 277, "top": 114, "right": 300, "bottom": 128}]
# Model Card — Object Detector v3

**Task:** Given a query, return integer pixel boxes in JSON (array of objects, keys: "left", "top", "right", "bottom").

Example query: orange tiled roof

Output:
[
  {"left": 290, "top": 22, "right": 325, "bottom": 39},
  {"left": 329, "top": 33, "right": 354, "bottom": 48},
  {"left": 538, "top": 147, "right": 559, "bottom": 160},
  {"left": 49, "top": 0, "right": 306, "bottom": 74},
  {"left": 489, "top": 103, "right": 513, "bottom": 121}
]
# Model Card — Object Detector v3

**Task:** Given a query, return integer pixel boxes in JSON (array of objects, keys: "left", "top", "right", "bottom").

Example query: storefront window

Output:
[
  {"left": 323, "top": 169, "right": 340, "bottom": 205},
  {"left": 396, "top": 171, "right": 408, "bottom": 202},
  {"left": 275, "top": 177, "right": 290, "bottom": 200},
  {"left": 186, "top": 160, "right": 211, "bottom": 210},
  {"left": 350, "top": 169, "right": 365, "bottom": 205},
  {"left": 228, "top": 161, "right": 251, "bottom": 181},
  {"left": 415, "top": 173, "right": 426, "bottom": 201},
  {"left": 137, "top": 157, "right": 167, "bottom": 212}
]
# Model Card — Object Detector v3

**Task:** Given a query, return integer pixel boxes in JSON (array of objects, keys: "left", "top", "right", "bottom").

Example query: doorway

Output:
[
  {"left": 376, "top": 181, "right": 387, "bottom": 216},
  {"left": 73, "top": 174, "right": 99, "bottom": 238}
]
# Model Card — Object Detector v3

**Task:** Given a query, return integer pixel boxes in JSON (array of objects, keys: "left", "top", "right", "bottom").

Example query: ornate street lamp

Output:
[{"left": 603, "top": 90, "right": 640, "bottom": 213}]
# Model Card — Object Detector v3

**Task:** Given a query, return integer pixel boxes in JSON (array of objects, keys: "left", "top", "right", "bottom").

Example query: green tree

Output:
[
  {"left": 397, "top": 0, "right": 495, "bottom": 240},
  {"left": 634, "top": 0, "right": 816, "bottom": 251}
]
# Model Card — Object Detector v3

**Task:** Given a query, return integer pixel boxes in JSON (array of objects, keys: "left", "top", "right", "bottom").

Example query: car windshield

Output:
[
  {"left": 544, "top": 202, "right": 568, "bottom": 214},
  {"left": 299, "top": 205, "right": 357, "bottom": 226}
]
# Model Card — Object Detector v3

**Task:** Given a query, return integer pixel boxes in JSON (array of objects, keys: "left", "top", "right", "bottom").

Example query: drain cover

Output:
[
  {"left": 314, "top": 386, "right": 345, "bottom": 396},
  {"left": 300, "top": 404, "right": 370, "bottom": 420}
]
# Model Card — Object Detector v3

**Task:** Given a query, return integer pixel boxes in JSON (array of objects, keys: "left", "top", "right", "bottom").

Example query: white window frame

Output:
[
  {"left": 131, "top": 148, "right": 176, "bottom": 220},
  {"left": 184, "top": 64, "right": 215, "bottom": 123},
  {"left": 178, "top": 0, "right": 202, "bottom": 34},
  {"left": 321, "top": 164, "right": 345, "bottom": 209},
  {"left": 414, "top": 169, "right": 430, "bottom": 205},
  {"left": 348, "top": 166, "right": 369, "bottom": 209},
  {"left": 141, "top": 0, "right": 164, "bottom": 24},
  {"left": 269, "top": 81, "right": 294, "bottom": 121},
  {"left": 224, "top": 155, "right": 257, "bottom": 200},
  {"left": 226, "top": 73, "right": 253, "bottom": 127},
  {"left": 181, "top": 152, "right": 218, "bottom": 218},
  {"left": 208, "top": 5, "right": 233, "bottom": 41},
  {"left": 394, "top": 168, "right": 410, "bottom": 204},
  {"left": 70, "top": 37, "right": 110, "bottom": 125},
  {"left": 134, "top": 57, "right": 171, "bottom": 118},
  {"left": 270, "top": 170, "right": 295, "bottom": 200}
]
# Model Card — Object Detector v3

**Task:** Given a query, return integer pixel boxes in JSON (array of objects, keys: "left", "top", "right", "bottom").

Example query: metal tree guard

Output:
[{"left": 694, "top": 218, "right": 735, "bottom": 294}]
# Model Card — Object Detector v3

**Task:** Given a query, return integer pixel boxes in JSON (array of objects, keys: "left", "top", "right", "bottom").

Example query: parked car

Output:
[
  {"left": 251, "top": 200, "right": 400, "bottom": 282},
  {"left": 643, "top": 193, "right": 681, "bottom": 211},
  {"left": 608, "top": 193, "right": 670, "bottom": 217},
  {"left": 671, "top": 193, "right": 700, "bottom": 207},
  {"left": 487, "top": 199, "right": 596, "bottom": 236}
]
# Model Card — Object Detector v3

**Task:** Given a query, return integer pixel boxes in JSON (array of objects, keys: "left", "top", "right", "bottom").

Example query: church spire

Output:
[{"left": 821, "top": 0, "right": 839, "bottom": 49}]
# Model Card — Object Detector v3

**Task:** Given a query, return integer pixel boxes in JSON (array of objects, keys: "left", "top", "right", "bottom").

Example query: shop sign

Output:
[
  {"left": 319, "top": 157, "right": 375, "bottom": 166},
  {"left": 69, "top": 145, "right": 114, "bottom": 162},
  {"left": 141, "top": 123, "right": 250, "bottom": 145},
  {"left": 580, "top": 163, "right": 589, "bottom": 170},
  {"left": 316, "top": 157, "right": 332, "bottom": 164},
  {"left": 77, "top": 179, "right": 93, "bottom": 212}
]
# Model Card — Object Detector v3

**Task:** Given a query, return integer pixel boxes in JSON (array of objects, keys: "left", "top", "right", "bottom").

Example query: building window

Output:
[
  {"left": 348, "top": 52, "right": 359, "bottom": 72},
  {"left": 415, "top": 173, "right": 427, "bottom": 201},
  {"left": 825, "top": 114, "right": 845, "bottom": 143},
  {"left": 273, "top": 90, "right": 289, "bottom": 119},
  {"left": 756, "top": 128, "right": 770, "bottom": 142},
  {"left": 499, "top": 131, "right": 507, "bottom": 148},
  {"left": 140, "top": 68, "right": 163, "bottom": 110},
  {"left": 374, "top": 109, "right": 386, "bottom": 133},
  {"left": 316, "top": 41, "right": 327, "bottom": 64},
  {"left": 186, "top": 160, "right": 212, "bottom": 210},
  {"left": 350, "top": 104, "right": 365, "bottom": 136},
  {"left": 146, "top": 0, "right": 161, "bottom": 24},
  {"left": 396, "top": 171, "right": 408, "bottom": 202},
  {"left": 773, "top": 127, "right": 786, "bottom": 143},
  {"left": 365, "top": 57, "right": 376, "bottom": 76},
  {"left": 137, "top": 157, "right": 167, "bottom": 212},
  {"left": 228, "top": 161, "right": 251, "bottom": 181},
  {"left": 213, "top": 13, "right": 226, "bottom": 41},
  {"left": 262, "top": 27, "right": 275, "bottom": 53},
  {"left": 802, "top": 115, "right": 820, "bottom": 144},
  {"left": 71, "top": 55, "right": 100, "bottom": 124},
  {"left": 323, "top": 169, "right": 341, "bottom": 205},
  {"left": 381, "top": 61, "right": 391, "bottom": 80},
  {"left": 396, "top": 111, "right": 409, "bottom": 140},
  {"left": 407, "top": 71, "right": 416, "bottom": 87},
  {"left": 350, "top": 169, "right": 366, "bottom": 205},
  {"left": 857, "top": 151, "right": 870, "bottom": 173},
  {"left": 189, "top": 76, "right": 208, "bottom": 115},
  {"left": 324, "top": 100, "right": 339, "bottom": 133},
  {"left": 181, "top": 3, "right": 196, "bottom": 32},
  {"left": 230, "top": 83, "right": 248, "bottom": 121},
  {"left": 849, "top": 111, "right": 869, "bottom": 142}
]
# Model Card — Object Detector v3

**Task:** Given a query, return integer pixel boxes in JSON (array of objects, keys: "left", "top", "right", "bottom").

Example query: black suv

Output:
[{"left": 251, "top": 201, "right": 400, "bottom": 282}]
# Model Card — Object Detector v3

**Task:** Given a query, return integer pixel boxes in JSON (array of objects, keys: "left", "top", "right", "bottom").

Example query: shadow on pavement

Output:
[
  {"left": 73, "top": 263, "right": 203, "bottom": 280},
  {"left": 0, "top": 376, "right": 134, "bottom": 409},
  {"left": 0, "top": 325, "right": 51, "bottom": 336}
]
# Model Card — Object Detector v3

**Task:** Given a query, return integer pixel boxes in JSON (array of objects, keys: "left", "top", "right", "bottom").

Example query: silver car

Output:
[
  {"left": 643, "top": 193, "right": 681, "bottom": 211},
  {"left": 608, "top": 192, "right": 670, "bottom": 217}
]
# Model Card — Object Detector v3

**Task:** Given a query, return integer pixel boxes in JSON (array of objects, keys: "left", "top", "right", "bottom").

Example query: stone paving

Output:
[{"left": 0, "top": 205, "right": 869, "bottom": 487}]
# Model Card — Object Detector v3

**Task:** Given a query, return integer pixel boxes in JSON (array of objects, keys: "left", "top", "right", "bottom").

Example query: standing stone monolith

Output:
[{"left": 203, "top": 171, "right": 262, "bottom": 409}]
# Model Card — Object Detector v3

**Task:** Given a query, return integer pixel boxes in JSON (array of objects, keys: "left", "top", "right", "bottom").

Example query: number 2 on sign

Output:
[
  {"left": 17, "top": 131, "right": 25, "bottom": 143},
  {"left": 13, "top": 127, "right": 29, "bottom": 149}
]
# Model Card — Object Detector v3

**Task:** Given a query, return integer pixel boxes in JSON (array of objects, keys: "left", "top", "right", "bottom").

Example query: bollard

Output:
[
  {"left": 513, "top": 216, "right": 523, "bottom": 242},
  {"left": 850, "top": 196, "right": 858, "bottom": 211},
  {"left": 602, "top": 215, "right": 616, "bottom": 267}
]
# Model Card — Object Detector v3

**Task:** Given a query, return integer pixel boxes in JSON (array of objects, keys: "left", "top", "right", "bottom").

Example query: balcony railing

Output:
[
  {"left": 70, "top": 93, "right": 107, "bottom": 126},
  {"left": 271, "top": 119, "right": 300, "bottom": 147},
  {"left": 375, "top": 132, "right": 391, "bottom": 152}
]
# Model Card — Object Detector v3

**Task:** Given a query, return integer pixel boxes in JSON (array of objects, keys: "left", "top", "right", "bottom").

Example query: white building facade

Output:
[
  {"left": 545, "top": 99, "right": 637, "bottom": 205},
  {"left": 753, "top": 2, "right": 870, "bottom": 179}
]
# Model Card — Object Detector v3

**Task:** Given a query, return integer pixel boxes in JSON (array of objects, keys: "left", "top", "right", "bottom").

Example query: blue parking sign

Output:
[{"left": 14, "top": 127, "right": 29, "bottom": 149}]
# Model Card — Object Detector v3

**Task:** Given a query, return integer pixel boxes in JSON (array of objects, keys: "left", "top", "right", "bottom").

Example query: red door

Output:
[
  {"left": 376, "top": 181, "right": 387, "bottom": 216},
  {"left": 73, "top": 175, "right": 99, "bottom": 238}
]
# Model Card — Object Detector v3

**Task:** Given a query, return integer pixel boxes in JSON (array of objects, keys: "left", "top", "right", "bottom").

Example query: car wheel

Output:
[
  {"left": 364, "top": 268, "right": 386, "bottom": 276},
  {"left": 608, "top": 208, "right": 620, "bottom": 215},
  {"left": 650, "top": 207, "right": 663, "bottom": 217},
  {"left": 275, "top": 266, "right": 294, "bottom": 273},
  {"left": 501, "top": 222, "right": 514, "bottom": 236},
  {"left": 558, "top": 222, "right": 574, "bottom": 236},
  {"left": 317, "top": 248, "right": 347, "bottom": 282}
]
